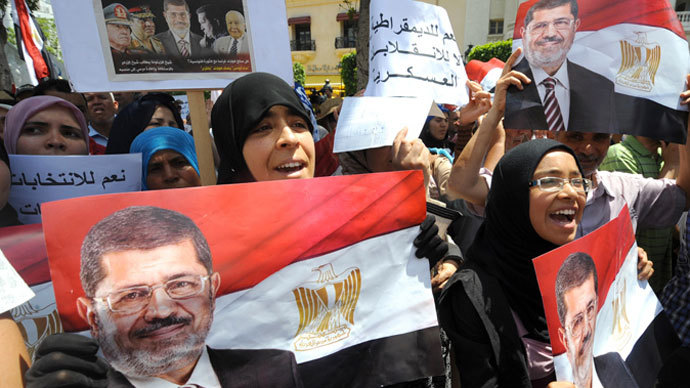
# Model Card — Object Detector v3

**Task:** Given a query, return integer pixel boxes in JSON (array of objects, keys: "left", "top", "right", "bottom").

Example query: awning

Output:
[
  {"left": 336, "top": 12, "right": 359, "bottom": 21},
  {"left": 288, "top": 16, "right": 311, "bottom": 25}
]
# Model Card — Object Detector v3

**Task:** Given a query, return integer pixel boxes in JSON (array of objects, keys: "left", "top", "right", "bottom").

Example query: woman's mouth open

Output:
[{"left": 275, "top": 161, "right": 306, "bottom": 176}]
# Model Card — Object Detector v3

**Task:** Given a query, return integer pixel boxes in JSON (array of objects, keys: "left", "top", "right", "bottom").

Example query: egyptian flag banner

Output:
[
  {"left": 41, "top": 171, "right": 444, "bottom": 387},
  {"left": 11, "top": 0, "right": 50, "bottom": 84},
  {"left": 532, "top": 205, "right": 680, "bottom": 387},
  {"left": 466, "top": 57, "right": 504, "bottom": 92},
  {"left": 510, "top": 0, "right": 688, "bottom": 143},
  {"left": 0, "top": 223, "right": 64, "bottom": 360}
]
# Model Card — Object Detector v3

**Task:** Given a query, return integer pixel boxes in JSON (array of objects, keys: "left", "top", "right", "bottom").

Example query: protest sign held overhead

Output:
[
  {"left": 506, "top": 0, "right": 689, "bottom": 143},
  {"left": 8, "top": 154, "right": 141, "bottom": 224},
  {"left": 365, "top": 0, "right": 469, "bottom": 106},
  {"left": 41, "top": 171, "right": 443, "bottom": 387},
  {"left": 51, "top": 0, "right": 292, "bottom": 92},
  {"left": 533, "top": 205, "right": 680, "bottom": 388},
  {"left": 95, "top": 0, "right": 252, "bottom": 80}
]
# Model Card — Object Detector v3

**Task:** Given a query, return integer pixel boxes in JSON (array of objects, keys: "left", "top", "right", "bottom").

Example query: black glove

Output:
[
  {"left": 25, "top": 333, "right": 110, "bottom": 388},
  {"left": 413, "top": 215, "right": 448, "bottom": 267}
]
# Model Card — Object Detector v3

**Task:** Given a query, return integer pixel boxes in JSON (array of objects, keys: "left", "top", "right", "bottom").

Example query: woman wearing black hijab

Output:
[
  {"left": 438, "top": 138, "right": 589, "bottom": 388},
  {"left": 105, "top": 93, "right": 184, "bottom": 154},
  {"left": 211, "top": 72, "right": 316, "bottom": 184}
]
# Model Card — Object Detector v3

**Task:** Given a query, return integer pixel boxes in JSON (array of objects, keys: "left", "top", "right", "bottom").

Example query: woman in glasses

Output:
[
  {"left": 438, "top": 138, "right": 589, "bottom": 388},
  {"left": 437, "top": 48, "right": 592, "bottom": 388}
]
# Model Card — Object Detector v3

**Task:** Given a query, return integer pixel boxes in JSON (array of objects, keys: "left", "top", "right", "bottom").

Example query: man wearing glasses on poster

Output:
[
  {"left": 505, "top": 0, "right": 616, "bottom": 133},
  {"left": 72, "top": 206, "right": 302, "bottom": 387}
]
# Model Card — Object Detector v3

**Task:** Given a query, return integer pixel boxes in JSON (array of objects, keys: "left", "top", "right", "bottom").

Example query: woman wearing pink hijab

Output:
[{"left": 4, "top": 95, "right": 90, "bottom": 155}]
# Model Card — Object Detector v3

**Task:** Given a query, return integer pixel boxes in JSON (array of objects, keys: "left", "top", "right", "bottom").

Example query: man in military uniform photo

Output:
[{"left": 128, "top": 5, "right": 166, "bottom": 54}]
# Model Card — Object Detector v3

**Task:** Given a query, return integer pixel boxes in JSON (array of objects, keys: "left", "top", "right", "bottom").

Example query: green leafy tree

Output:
[
  {"left": 340, "top": 50, "right": 357, "bottom": 96},
  {"left": 466, "top": 39, "right": 513, "bottom": 63},
  {"left": 293, "top": 62, "right": 305, "bottom": 86}
]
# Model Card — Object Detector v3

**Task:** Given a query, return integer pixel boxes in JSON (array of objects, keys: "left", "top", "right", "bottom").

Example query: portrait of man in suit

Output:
[
  {"left": 155, "top": 0, "right": 209, "bottom": 58},
  {"left": 213, "top": 10, "right": 250, "bottom": 57},
  {"left": 556, "top": 252, "right": 641, "bottom": 388},
  {"left": 505, "top": 0, "right": 616, "bottom": 133},
  {"left": 75, "top": 206, "right": 302, "bottom": 387}
]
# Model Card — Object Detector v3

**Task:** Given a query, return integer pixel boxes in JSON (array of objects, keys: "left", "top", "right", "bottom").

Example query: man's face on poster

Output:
[
  {"left": 78, "top": 239, "right": 220, "bottom": 377},
  {"left": 521, "top": 3, "right": 580, "bottom": 72},
  {"left": 107, "top": 23, "right": 132, "bottom": 51},
  {"left": 164, "top": 4, "right": 190, "bottom": 37},
  {"left": 132, "top": 17, "right": 156, "bottom": 40},
  {"left": 559, "top": 274, "right": 597, "bottom": 387},
  {"left": 226, "top": 12, "right": 245, "bottom": 40}
]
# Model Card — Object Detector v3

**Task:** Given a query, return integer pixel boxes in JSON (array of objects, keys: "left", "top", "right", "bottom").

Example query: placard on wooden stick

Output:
[{"left": 51, "top": 0, "right": 294, "bottom": 184}]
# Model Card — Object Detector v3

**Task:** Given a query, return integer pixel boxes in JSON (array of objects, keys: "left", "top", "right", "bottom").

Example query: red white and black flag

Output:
[
  {"left": 11, "top": 0, "right": 52, "bottom": 85},
  {"left": 42, "top": 171, "right": 444, "bottom": 387},
  {"left": 0, "top": 223, "right": 62, "bottom": 360},
  {"left": 509, "top": 0, "right": 688, "bottom": 143}
]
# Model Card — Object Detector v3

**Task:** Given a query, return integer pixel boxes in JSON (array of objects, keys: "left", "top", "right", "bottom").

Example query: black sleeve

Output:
[{"left": 439, "top": 282, "right": 500, "bottom": 388}]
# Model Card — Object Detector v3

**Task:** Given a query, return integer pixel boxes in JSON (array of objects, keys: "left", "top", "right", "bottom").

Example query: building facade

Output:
[{"left": 286, "top": 0, "right": 359, "bottom": 92}]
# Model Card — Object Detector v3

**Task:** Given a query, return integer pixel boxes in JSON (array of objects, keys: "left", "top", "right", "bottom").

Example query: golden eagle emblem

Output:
[
  {"left": 12, "top": 300, "right": 62, "bottom": 360},
  {"left": 292, "top": 263, "right": 361, "bottom": 351},
  {"left": 616, "top": 32, "right": 660, "bottom": 92},
  {"left": 611, "top": 277, "right": 631, "bottom": 351}
]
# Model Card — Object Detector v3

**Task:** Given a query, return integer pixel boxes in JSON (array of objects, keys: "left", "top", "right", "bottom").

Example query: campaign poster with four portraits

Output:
[
  {"left": 93, "top": 0, "right": 253, "bottom": 81},
  {"left": 533, "top": 205, "right": 680, "bottom": 388},
  {"left": 507, "top": 0, "right": 689, "bottom": 143}
]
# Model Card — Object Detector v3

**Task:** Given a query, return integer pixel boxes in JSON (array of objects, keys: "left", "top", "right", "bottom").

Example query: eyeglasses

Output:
[
  {"left": 527, "top": 18, "right": 575, "bottom": 35},
  {"left": 166, "top": 11, "right": 189, "bottom": 19},
  {"left": 93, "top": 274, "right": 211, "bottom": 314},
  {"left": 528, "top": 177, "right": 591, "bottom": 194},
  {"left": 566, "top": 300, "right": 597, "bottom": 339}
]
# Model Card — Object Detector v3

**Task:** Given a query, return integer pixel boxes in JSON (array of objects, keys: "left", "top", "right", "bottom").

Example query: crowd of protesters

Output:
[{"left": 3, "top": 4, "right": 690, "bottom": 388}]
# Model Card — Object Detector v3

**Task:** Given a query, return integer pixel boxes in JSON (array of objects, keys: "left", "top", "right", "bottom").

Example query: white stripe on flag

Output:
[
  {"left": 207, "top": 227, "right": 437, "bottom": 364},
  {"left": 513, "top": 22, "right": 689, "bottom": 111},
  {"left": 480, "top": 67, "right": 502, "bottom": 91}
]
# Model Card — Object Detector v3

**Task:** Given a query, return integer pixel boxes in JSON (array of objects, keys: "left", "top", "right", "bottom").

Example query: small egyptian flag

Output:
[
  {"left": 512, "top": 0, "right": 688, "bottom": 142},
  {"left": 11, "top": 0, "right": 52, "bottom": 84},
  {"left": 466, "top": 57, "right": 504, "bottom": 92}
]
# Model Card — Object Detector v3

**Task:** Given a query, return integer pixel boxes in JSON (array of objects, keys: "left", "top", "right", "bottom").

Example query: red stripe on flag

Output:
[
  {"left": 0, "top": 223, "right": 50, "bottom": 285},
  {"left": 41, "top": 171, "right": 426, "bottom": 332},
  {"left": 513, "top": 0, "right": 685, "bottom": 40},
  {"left": 15, "top": 0, "right": 49, "bottom": 80}
]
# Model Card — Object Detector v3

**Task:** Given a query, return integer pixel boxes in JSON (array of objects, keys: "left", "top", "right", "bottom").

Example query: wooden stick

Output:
[{"left": 187, "top": 90, "right": 216, "bottom": 185}]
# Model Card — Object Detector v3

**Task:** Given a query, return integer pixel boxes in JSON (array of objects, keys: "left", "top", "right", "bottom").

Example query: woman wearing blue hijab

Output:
[{"left": 129, "top": 126, "right": 201, "bottom": 190}]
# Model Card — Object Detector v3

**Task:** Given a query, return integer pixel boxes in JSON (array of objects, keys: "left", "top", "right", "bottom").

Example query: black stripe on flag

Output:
[
  {"left": 614, "top": 93, "right": 688, "bottom": 144},
  {"left": 297, "top": 326, "right": 444, "bottom": 388}
]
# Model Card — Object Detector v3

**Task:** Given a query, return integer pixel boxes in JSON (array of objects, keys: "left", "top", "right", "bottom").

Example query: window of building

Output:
[
  {"left": 288, "top": 16, "right": 313, "bottom": 51},
  {"left": 335, "top": 13, "right": 358, "bottom": 49},
  {"left": 294, "top": 23, "right": 312, "bottom": 51},
  {"left": 489, "top": 19, "right": 504, "bottom": 35}
]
